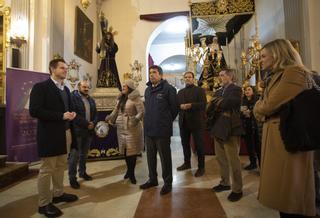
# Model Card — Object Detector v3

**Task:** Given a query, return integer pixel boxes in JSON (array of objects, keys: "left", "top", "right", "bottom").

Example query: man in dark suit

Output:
[
  {"left": 29, "top": 58, "right": 78, "bottom": 217},
  {"left": 68, "top": 80, "right": 97, "bottom": 189},
  {"left": 210, "top": 68, "right": 243, "bottom": 202},
  {"left": 140, "top": 65, "right": 178, "bottom": 195},
  {"left": 176, "top": 71, "right": 207, "bottom": 177}
]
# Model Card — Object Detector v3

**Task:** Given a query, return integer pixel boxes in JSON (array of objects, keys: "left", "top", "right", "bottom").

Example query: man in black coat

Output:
[
  {"left": 140, "top": 65, "right": 178, "bottom": 195},
  {"left": 209, "top": 69, "right": 243, "bottom": 202},
  {"left": 29, "top": 58, "right": 78, "bottom": 217},
  {"left": 176, "top": 71, "right": 207, "bottom": 177},
  {"left": 68, "top": 80, "right": 97, "bottom": 189}
]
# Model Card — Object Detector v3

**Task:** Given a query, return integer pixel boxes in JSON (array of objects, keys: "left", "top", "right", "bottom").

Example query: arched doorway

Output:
[{"left": 145, "top": 16, "right": 188, "bottom": 90}]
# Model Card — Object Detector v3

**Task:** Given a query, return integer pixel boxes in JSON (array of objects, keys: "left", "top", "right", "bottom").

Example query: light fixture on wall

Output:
[
  {"left": 10, "top": 16, "right": 28, "bottom": 48},
  {"left": 80, "top": 0, "right": 91, "bottom": 10}
]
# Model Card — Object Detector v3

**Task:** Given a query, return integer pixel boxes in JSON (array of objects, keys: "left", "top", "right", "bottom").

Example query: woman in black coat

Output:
[{"left": 240, "top": 85, "right": 261, "bottom": 170}]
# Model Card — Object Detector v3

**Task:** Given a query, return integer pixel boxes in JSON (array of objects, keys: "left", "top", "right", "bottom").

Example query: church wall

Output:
[
  {"left": 63, "top": 0, "right": 98, "bottom": 90},
  {"left": 304, "top": 0, "right": 320, "bottom": 72}
]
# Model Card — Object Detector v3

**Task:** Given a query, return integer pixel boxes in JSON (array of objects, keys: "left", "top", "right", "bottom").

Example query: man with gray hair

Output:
[
  {"left": 68, "top": 80, "right": 97, "bottom": 189},
  {"left": 209, "top": 69, "right": 244, "bottom": 202}
]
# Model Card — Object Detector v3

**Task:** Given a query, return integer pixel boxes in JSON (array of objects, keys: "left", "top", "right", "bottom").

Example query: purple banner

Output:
[{"left": 6, "top": 68, "right": 49, "bottom": 162}]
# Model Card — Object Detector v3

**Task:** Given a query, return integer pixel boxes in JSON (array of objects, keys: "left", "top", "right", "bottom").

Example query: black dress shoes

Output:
[
  {"left": 160, "top": 184, "right": 172, "bottom": 195},
  {"left": 80, "top": 173, "right": 93, "bottom": 181},
  {"left": 212, "top": 184, "right": 231, "bottom": 192},
  {"left": 52, "top": 193, "right": 79, "bottom": 204},
  {"left": 124, "top": 172, "right": 129, "bottom": 179},
  {"left": 194, "top": 168, "right": 205, "bottom": 177},
  {"left": 139, "top": 180, "right": 158, "bottom": 189},
  {"left": 176, "top": 162, "right": 191, "bottom": 171},
  {"left": 244, "top": 163, "right": 257, "bottom": 170},
  {"left": 70, "top": 180, "right": 80, "bottom": 189},
  {"left": 38, "top": 203, "right": 62, "bottom": 217},
  {"left": 227, "top": 191, "right": 243, "bottom": 202},
  {"left": 129, "top": 175, "right": 137, "bottom": 184}
]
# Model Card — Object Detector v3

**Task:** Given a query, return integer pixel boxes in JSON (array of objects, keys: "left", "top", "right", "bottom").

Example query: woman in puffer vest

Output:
[{"left": 106, "top": 79, "right": 144, "bottom": 184}]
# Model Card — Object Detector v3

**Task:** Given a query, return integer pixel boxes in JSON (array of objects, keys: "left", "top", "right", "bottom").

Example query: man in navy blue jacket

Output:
[
  {"left": 68, "top": 80, "right": 97, "bottom": 189},
  {"left": 140, "top": 65, "right": 178, "bottom": 195}
]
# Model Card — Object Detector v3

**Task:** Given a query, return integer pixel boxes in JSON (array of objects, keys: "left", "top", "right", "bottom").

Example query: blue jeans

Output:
[{"left": 68, "top": 135, "right": 92, "bottom": 181}]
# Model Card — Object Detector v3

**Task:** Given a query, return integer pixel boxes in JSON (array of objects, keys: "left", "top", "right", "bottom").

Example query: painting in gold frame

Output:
[{"left": 74, "top": 6, "right": 93, "bottom": 63}]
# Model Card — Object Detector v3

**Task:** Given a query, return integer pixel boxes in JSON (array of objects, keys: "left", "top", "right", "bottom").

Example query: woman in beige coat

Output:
[
  {"left": 106, "top": 79, "right": 144, "bottom": 184},
  {"left": 253, "top": 39, "right": 315, "bottom": 217}
]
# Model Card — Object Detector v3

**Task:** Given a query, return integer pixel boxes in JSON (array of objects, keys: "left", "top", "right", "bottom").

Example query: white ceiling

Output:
[
  {"left": 151, "top": 16, "right": 189, "bottom": 45},
  {"left": 152, "top": 32, "right": 186, "bottom": 45}
]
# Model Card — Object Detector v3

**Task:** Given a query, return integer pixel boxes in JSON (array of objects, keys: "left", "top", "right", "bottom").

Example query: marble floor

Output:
[{"left": 0, "top": 128, "right": 279, "bottom": 217}]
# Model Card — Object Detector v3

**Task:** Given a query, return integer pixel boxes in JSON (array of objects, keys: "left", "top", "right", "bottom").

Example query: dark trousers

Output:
[
  {"left": 125, "top": 155, "right": 137, "bottom": 177},
  {"left": 243, "top": 128, "right": 261, "bottom": 166},
  {"left": 180, "top": 127, "right": 205, "bottom": 169},
  {"left": 145, "top": 136, "right": 172, "bottom": 185},
  {"left": 279, "top": 212, "right": 307, "bottom": 218},
  {"left": 314, "top": 152, "right": 320, "bottom": 215}
]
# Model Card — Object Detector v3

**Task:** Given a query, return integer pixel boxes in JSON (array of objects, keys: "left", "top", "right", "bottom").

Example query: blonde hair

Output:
[{"left": 262, "top": 39, "right": 304, "bottom": 72}]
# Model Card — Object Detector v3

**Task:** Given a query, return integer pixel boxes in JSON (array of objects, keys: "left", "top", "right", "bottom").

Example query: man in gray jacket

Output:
[{"left": 209, "top": 69, "right": 243, "bottom": 202}]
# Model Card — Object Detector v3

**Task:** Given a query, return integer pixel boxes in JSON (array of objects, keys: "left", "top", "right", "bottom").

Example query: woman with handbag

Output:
[
  {"left": 105, "top": 79, "right": 144, "bottom": 184},
  {"left": 253, "top": 39, "right": 315, "bottom": 217}
]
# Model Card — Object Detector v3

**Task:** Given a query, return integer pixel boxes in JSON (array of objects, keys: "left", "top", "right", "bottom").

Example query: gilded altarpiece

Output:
[
  {"left": 0, "top": 4, "right": 10, "bottom": 104},
  {"left": 186, "top": 0, "right": 255, "bottom": 95}
]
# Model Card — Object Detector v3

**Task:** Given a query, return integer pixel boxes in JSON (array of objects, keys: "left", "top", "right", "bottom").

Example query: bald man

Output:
[{"left": 68, "top": 81, "right": 97, "bottom": 189}]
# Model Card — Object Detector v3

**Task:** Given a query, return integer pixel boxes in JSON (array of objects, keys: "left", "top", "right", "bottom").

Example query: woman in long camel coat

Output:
[
  {"left": 106, "top": 79, "right": 144, "bottom": 184},
  {"left": 253, "top": 39, "right": 315, "bottom": 217}
]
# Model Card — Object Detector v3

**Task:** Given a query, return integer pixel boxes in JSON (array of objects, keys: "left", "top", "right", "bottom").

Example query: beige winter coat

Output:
[
  {"left": 107, "top": 89, "right": 144, "bottom": 156},
  {"left": 253, "top": 66, "right": 315, "bottom": 216}
]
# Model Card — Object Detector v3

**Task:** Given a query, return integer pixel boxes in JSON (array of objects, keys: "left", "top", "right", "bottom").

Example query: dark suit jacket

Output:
[
  {"left": 215, "top": 83, "right": 242, "bottom": 111},
  {"left": 178, "top": 84, "right": 206, "bottom": 130},
  {"left": 213, "top": 83, "right": 243, "bottom": 137},
  {"left": 29, "top": 79, "right": 77, "bottom": 157}
]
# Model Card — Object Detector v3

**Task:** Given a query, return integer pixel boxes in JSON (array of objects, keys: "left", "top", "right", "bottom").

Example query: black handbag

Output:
[{"left": 279, "top": 84, "right": 320, "bottom": 153}]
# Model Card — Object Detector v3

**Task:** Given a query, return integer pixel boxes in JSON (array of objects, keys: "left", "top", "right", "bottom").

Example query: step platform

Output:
[
  {"left": 0, "top": 155, "right": 7, "bottom": 168},
  {"left": 0, "top": 162, "right": 29, "bottom": 189}
]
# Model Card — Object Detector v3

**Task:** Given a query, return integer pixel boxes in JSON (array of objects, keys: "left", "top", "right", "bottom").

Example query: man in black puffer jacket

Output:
[{"left": 140, "top": 65, "right": 178, "bottom": 195}]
